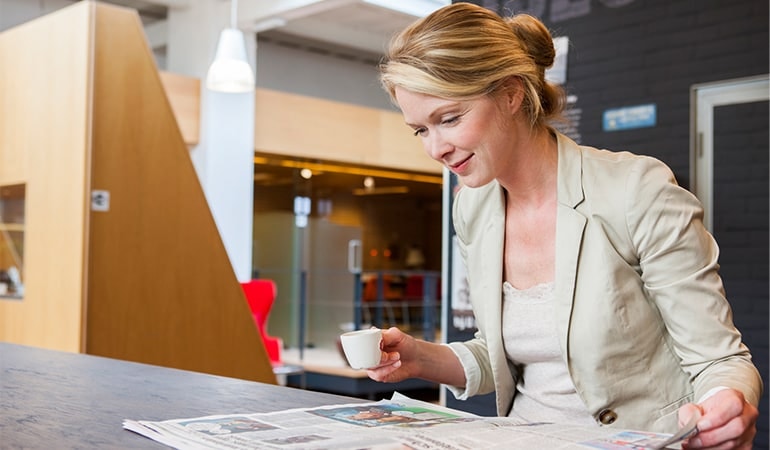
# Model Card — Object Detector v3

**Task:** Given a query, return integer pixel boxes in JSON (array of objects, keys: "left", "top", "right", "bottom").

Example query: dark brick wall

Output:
[
  {"left": 449, "top": 1, "right": 769, "bottom": 446},
  {"left": 475, "top": 0, "right": 768, "bottom": 186},
  {"left": 712, "top": 100, "right": 768, "bottom": 448}
]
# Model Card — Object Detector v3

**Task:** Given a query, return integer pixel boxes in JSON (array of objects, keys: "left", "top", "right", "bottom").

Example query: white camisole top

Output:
[{"left": 502, "top": 281, "right": 596, "bottom": 426}]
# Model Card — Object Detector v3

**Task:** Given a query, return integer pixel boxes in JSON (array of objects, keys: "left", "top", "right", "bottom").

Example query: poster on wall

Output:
[
  {"left": 443, "top": 172, "right": 473, "bottom": 339},
  {"left": 450, "top": 235, "right": 474, "bottom": 331}
]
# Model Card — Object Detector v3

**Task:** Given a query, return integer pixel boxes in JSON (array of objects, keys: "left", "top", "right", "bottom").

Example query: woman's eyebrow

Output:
[{"left": 405, "top": 104, "right": 461, "bottom": 128}]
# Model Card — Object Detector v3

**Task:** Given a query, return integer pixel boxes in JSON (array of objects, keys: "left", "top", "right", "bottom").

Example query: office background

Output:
[{"left": 1, "top": 0, "right": 767, "bottom": 447}]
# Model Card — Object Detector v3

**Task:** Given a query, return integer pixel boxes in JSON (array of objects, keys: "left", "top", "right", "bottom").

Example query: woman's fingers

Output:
[{"left": 366, "top": 352, "right": 403, "bottom": 382}]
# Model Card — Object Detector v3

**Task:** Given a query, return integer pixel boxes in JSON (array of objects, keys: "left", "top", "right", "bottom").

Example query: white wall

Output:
[
  {"left": 0, "top": 0, "right": 72, "bottom": 29},
  {"left": 255, "top": 36, "right": 394, "bottom": 111}
]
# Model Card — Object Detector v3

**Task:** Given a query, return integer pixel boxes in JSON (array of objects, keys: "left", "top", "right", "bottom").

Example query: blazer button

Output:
[{"left": 598, "top": 409, "right": 618, "bottom": 425}]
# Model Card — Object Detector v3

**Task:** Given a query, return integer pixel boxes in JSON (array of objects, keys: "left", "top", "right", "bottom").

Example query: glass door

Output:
[{"left": 691, "top": 74, "right": 769, "bottom": 447}]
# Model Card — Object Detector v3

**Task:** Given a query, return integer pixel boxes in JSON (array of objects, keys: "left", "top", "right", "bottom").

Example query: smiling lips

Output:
[{"left": 447, "top": 154, "right": 473, "bottom": 173}]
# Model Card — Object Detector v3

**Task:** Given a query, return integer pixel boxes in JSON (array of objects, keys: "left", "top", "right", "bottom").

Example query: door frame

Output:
[{"left": 690, "top": 74, "right": 770, "bottom": 231}]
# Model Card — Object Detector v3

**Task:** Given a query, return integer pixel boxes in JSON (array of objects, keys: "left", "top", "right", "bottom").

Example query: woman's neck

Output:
[{"left": 498, "top": 127, "right": 558, "bottom": 210}]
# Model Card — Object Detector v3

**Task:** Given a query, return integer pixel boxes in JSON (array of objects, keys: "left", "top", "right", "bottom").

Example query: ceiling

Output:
[
  {"left": 91, "top": 0, "right": 449, "bottom": 57},
  {"left": 248, "top": 0, "right": 442, "bottom": 57}
]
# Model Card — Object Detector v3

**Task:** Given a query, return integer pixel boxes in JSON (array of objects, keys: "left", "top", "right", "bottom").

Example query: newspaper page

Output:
[{"left": 123, "top": 392, "right": 683, "bottom": 450}]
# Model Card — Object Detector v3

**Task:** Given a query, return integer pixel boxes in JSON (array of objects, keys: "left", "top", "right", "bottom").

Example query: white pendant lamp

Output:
[{"left": 206, "top": 0, "right": 255, "bottom": 93}]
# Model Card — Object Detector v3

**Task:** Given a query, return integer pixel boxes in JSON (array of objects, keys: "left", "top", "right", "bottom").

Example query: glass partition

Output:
[{"left": 251, "top": 154, "right": 443, "bottom": 351}]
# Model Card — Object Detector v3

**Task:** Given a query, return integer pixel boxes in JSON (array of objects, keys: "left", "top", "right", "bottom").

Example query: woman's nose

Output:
[{"left": 423, "top": 133, "right": 450, "bottom": 161}]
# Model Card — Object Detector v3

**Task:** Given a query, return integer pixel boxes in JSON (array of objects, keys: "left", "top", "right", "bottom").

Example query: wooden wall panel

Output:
[
  {"left": 252, "top": 88, "right": 440, "bottom": 174},
  {"left": 158, "top": 71, "right": 200, "bottom": 145},
  {"left": 377, "top": 110, "right": 439, "bottom": 173},
  {"left": 0, "top": 3, "right": 91, "bottom": 351},
  {"left": 157, "top": 75, "right": 440, "bottom": 174},
  {"left": 86, "top": 3, "right": 274, "bottom": 384}
]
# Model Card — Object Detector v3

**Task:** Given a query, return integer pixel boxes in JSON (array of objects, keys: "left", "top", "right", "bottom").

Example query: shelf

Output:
[{"left": 0, "top": 223, "right": 24, "bottom": 232}]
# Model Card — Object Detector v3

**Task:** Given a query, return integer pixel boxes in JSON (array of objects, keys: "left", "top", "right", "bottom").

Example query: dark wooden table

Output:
[{"left": 0, "top": 342, "right": 366, "bottom": 448}]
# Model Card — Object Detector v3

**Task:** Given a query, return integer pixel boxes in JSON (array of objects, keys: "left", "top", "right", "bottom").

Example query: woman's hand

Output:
[
  {"left": 366, "top": 327, "right": 420, "bottom": 383},
  {"left": 366, "top": 327, "right": 467, "bottom": 387},
  {"left": 680, "top": 388, "right": 758, "bottom": 449}
]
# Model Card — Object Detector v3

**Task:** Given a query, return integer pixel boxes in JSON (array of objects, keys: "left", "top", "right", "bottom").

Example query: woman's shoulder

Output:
[
  {"left": 555, "top": 133, "right": 680, "bottom": 212},
  {"left": 579, "top": 143, "right": 663, "bottom": 170},
  {"left": 554, "top": 135, "right": 677, "bottom": 198},
  {"left": 570, "top": 138, "right": 671, "bottom": 177},
  {"left": 581, "top": 146, "right": 677, "bottom": 194},
  {"left": 569, "top": 140, "right": 701, "bottom": 231}
]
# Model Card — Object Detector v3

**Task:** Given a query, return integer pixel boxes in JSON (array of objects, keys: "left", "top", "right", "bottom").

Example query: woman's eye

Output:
[
  {"left": 441, "top": 115, "right": 459, "bottom": 125},
  {"left": 413, "top": 128, "right": 427, "bottom": 137}
]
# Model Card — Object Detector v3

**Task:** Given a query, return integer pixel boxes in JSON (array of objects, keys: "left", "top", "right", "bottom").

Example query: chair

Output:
[
  {"left": 361, "top": 274, "right": 401, "bottom": 328},
  {"left": 403, "top": 274, "right": 441, "bottom": 334},
  {"left": 241, "top": 279, "right": 283, "bottom": 365}
]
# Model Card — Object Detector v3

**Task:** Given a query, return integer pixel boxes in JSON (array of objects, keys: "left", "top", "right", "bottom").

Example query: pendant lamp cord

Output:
[{"left": 230, "top": 0, "right": 238, "bottom": 29}]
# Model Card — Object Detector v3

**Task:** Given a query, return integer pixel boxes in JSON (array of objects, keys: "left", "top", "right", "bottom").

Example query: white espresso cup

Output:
[{"left": 340, "top": 328, "right": 382, "bottom": 369}]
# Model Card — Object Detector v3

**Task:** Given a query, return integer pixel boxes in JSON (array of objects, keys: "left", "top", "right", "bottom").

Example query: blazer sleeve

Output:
[{"left": 625, "top": 156, "right": 762, "bottom": 406}]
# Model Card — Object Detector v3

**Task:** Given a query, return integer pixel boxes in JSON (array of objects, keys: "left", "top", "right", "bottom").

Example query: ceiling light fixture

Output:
[
  {"left": 352, "top": 186, "right": 409, "bottom": 196},
  {"left": 206, "top": 0, "right": 255, "bottom": 93},
  {"left": 252, "top": 155, "right": 443, "bottom": 185}
]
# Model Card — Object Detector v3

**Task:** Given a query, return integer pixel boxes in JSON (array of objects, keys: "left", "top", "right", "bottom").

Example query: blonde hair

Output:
[{"left": 380, "top": 2, "right": 565, "bottom": 128}]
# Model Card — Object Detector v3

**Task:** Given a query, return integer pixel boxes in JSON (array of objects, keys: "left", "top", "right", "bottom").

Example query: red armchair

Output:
[{"left": 241, "top": 279, "right": 283, "bottom": 365}]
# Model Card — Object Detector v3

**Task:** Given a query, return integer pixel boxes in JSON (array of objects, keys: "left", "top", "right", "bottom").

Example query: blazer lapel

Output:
[
  {"left": 554, "top": 134, "right": 587, "bottom": 358},
  {"left": 471, "top": 183, "right": 512, "bottom": 414},
  {"left": 473, "top": 183, "right": 505, "bottom": 350}
]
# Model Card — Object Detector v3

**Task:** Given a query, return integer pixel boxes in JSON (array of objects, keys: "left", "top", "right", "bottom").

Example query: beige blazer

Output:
[{"left": 448, "top": 133, "right": 762, "bottom": 432}]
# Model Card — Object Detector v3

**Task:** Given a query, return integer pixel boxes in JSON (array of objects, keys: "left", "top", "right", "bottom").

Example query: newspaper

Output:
[{"left": 123, "top": 392, "right": 684, "bottom": 450}]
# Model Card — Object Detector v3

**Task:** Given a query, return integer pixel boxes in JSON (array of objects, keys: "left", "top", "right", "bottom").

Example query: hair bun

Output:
[{"left": 507, "top": 14, "right": 556, "bottom": 69}]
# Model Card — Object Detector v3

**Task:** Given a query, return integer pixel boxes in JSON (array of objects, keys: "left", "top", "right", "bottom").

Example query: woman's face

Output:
[{"left": 394, "top": 86, "right": 518, "bottom": 188}]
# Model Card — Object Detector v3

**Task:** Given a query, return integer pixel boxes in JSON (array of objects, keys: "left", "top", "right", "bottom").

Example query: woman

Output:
[{"left": 367, "top": 3, "right": 761, "bottom": 449}]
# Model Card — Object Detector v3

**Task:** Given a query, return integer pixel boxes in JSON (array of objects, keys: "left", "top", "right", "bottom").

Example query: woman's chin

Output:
[{"left": 456, "top": 174, "right": 490, "bottom": 189}]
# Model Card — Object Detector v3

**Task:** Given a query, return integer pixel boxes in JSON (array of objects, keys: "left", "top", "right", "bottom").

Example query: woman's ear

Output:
[{"left": 501, "top": 77, "right": 525, "bottom": 115}]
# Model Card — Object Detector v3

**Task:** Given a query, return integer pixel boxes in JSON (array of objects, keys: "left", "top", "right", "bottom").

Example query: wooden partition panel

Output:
[
  {"left": 0, "top": 2, "right": 274, "bottom": 385},
  {"left": 0, "top": 3, "right": 91, "bottom": 351},
  {"left": 86, "top": 3, "right": 274, "bottom": 383}
]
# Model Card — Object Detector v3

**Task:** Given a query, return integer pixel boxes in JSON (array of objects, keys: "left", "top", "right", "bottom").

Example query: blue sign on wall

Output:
[{"left": 603, "top": 104, "right": 656, "bottom": 132}]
